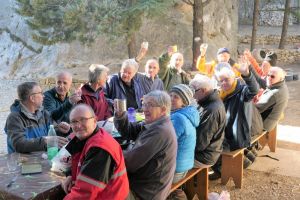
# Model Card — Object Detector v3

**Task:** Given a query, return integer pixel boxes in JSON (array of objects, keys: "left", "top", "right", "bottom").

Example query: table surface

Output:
[{"left": 0, "top": 152, "right": 65, "bottom": 200}]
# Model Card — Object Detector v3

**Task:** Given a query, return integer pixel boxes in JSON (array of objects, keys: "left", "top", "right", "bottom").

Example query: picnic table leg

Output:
[
  {"left": 267, "top": 125, "right": 277, "bottom": 152},
  {"left": 221, "top": 152, "right": 243, "bottom": 188},
  {"left": 185, "top": 168, "right": 208, "bottom": 200}
]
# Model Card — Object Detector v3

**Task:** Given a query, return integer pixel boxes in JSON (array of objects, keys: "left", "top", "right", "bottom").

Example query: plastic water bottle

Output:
[
  {"left": 127, "top": 107, "right": 136, "bottom": 122},
  {"left": 47, "top": 125, "right": 58, "bottom": 161}
]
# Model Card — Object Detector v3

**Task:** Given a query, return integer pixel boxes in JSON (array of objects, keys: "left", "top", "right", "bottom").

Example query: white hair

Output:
[
  {"left": 121, "top": 59, "right": 139, "bottom": 72},
  {"left": 215, "top": 62, "right": 235, "bottom": 80},
  {"left": 189, "top": 74, "right": 214, "bottom": 91},
  {"left": 144, "top": 90, "right": 171, "bottom": 114}
]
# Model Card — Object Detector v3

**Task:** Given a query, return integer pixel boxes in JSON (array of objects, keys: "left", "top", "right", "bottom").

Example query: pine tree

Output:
[{"left": 15, "top": 0, "right": 174, "bottom": 57}]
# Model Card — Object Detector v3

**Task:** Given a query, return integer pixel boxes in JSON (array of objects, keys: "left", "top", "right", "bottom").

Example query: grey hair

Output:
[
  {"left": 56, "top": 71, "right": 72, "bottom": 82},
  {"left": 17, "top": 81, "right": 39, "bottom": 102},
  {"left": 144, "top": 90, "right": 171, "bottom": 114},
  {"left": 170, "top": 53, "right": 184, "bottom": 67},
  {"left": 121, "top": 59, "right": 139, "bottom": 72},
  {"left": 189, "top": 74, "right": 214, "bottom": 91},
  {"left": 271, "top": 66, "right": 286, "bottom": 81},
  {"left": 88, "top": 64, "right": 109, "bottom": 83},
  {"left": 145, "top": 59, "right": 159, "bottom": 69},
  {"left": 214, "top": 62, "right": 235, "bottom": 80}
]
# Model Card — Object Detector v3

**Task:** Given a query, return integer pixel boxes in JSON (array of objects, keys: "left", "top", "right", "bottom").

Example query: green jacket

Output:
[{"left": 158, "top": 53, "right": 190, "bottom": 91}]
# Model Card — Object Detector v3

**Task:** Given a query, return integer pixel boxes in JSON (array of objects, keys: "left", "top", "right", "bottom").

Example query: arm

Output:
[
  {"left": 249, "top": 66, "right": 267, "bottom": 89},
  {"left": 242, "top": 71, "right": 260, "bottom": 102},
  {"left": 171, "top": 114, "right": 185, "bottom": 139},
  {"left": 113, "top": 112, "right": 143, "bottom": 141},
  {"left": 6, "top": 113, "right": 47, "bottom": 153},
  {"left": 158, "top": 52, "right": 171, "bottom": 80},
  {"left": 244, "top": 49, "right": 264, "bottom": 76},
  {"left": 43, "top": 92, "right": 73, "bottom": 122},
  {"left": 64, "top": 147, "right": 115, "bottom": 200}
]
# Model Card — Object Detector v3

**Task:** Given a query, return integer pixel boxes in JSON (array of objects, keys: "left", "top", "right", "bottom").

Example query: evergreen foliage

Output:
[{"left": 15, "top": 0, "right": 175, "bottom": 45}]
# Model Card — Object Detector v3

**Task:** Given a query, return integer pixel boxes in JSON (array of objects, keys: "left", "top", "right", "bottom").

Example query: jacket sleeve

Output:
[
  {"left": 113, "top": 113, "right": 143, "bottom": 141},
  {"left": 158, "top": 52, "right": 171, "bottom": 80},
  {"left": 242, "top": 71, "right": 260, "bottom": 102},
  {"left": 196, "top": 56, "right": 215, "bottom": 77},
  {"left": 43, "top": 92, "right": 73, "bottom": 122},
  {"left": 196, "top": 109, "right": 220, "bottom": 151},
  {"left": 64, "top": 147, "right": 115, "bottom": 200},
  {"left": 248, "top": 56, "right": 264, "bottom": 76},
  {"left": 249, "top": 66, "right": 267, "bottom": 89},
  {"left": 171, "top": 114, "right": 185, "bottom": 139},
  {"left": 6, "top": 113, "right": 47, "bottom": 153}
]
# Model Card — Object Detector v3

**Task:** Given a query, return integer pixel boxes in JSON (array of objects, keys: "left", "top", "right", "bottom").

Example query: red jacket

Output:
[
  {"left": 64, "top": 128, "right": 129, "bottom": 200},
  {"left": 81, "top": 84, "right": 112, "bottom": 121}
]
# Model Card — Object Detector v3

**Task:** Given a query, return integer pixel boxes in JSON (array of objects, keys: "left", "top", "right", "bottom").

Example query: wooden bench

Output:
[
  {"left": 221, "top": 124, "right": 279, "bottom": 188},
  {"left": 170, "top": 167, "right": 208, "bottom": 200}
]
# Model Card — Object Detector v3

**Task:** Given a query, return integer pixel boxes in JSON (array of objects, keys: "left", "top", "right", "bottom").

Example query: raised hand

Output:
[
  {"left": 235, "top": 55, "right": 250, "bottom": 76},
  {"left": 200, "top": 43, "right": 208, "bottom": 57}
]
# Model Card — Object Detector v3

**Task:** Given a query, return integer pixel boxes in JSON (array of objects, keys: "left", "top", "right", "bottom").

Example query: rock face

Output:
[{"left": 0, "top": 0, "right": 238, "bottom": 79}]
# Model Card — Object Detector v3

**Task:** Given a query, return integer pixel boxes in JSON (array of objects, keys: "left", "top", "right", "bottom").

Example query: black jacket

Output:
[
  {"left": 195, "top": 90, "right": 226, "bottom": 165},
  {"left": 223, "top": 72, "right": 263, "bottom": 151}
]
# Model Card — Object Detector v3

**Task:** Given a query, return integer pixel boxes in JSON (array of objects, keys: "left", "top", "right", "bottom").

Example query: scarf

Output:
[{"left": 219, "top": 79, "right": 237, "bottom": 100}]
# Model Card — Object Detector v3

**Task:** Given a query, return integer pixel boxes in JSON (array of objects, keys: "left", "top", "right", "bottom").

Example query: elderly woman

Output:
[
  {"left": 158, "top": 46, "right": 190, "bottom": 91},
  {"left": 80, "top": 64, "right": 112, "bottom": 121},
  {"left": 169, "top": 84, "right": 199, "bottom": 183},
  {"left": 105, "top": 59, "right": 144, "bottom": 110}
]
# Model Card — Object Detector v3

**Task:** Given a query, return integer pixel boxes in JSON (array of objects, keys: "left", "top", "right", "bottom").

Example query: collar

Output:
[
  {"left": 65, "top": 126, "right": 99, "bottom": 155},
  {"left": 219, "top": 79, "right": 238, "bottom": 100},
  {"left": 268, "top": 80, "right": 285, "bottom": 89},
  {"left": 144, "top": 115, "right": 168, "bottom": 129}
]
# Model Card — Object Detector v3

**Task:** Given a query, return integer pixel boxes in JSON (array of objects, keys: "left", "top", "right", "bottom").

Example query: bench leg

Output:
[
  {"left": 221, "top": 152, "right": 243, "bottom": 188},
  {"left": 259, "top": 126, "right": 277, "bottom": 152},
  {"left": 185, "top": 168, "right": 208, "bottom": 200}
]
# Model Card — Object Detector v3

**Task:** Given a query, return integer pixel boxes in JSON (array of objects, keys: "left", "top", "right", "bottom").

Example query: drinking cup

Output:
[{"left": 114, "top": 99, "right": 127, "bottom": 113}]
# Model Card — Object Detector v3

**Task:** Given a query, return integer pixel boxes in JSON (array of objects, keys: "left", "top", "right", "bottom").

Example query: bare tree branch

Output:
[
  {"left": 203, "top": 0, "right": 212, "bottom": 7},
  {"left": 181, "top": 0, "right": 194, "bottom": 6}
]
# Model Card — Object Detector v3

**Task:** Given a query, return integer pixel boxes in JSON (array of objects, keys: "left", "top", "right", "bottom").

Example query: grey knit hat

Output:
[{"left": 170, "top": 84, "right": 194, "bottom": 106}]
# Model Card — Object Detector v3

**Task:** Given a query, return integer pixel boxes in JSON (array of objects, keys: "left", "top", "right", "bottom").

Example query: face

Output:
[
  {"left": 193, "top": 87, "right": 206, "bottom": 102},
  {"left": 145, "top": 60, "right": 159, "bottom": 79},
  {"left": 69, "top": 107, "right": 97, "bottom": 140},
  {"left": 170, "top": 92, "right": 184, "bottom": 110},
  {"left": 171, "top": 54, "right": 184, "bottom": 70},
  {"left": 261, "top": 61, "right": 271, "bottom": 76},
  {"left": 266, "top": 69, "right": 282, "bottom": 87},
  {"left": 99, "top": 71, "right": 108, "bottom": 87},
  {"left": 219, "top": 75, "right": 235, "bottom": 91},
  {"left": 56, "top": 73, "right": 72, "bottom": 97},
  {"left": 142, "top": 97, "right": 166, "bottom": 124},
  {"left": 30, "top": 85, "right": 44, "bottom": 108},
  {"left": 120, "top": 66, "right": 136, "bottom": 83},
  {"left": 217, "top": 52, "right": 230, "bottom": 63}
]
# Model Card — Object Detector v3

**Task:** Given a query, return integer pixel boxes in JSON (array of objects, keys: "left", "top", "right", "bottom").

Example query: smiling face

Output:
[
  {"left": 69, "top": 105, "right": 97, "bottom": 140},
  {"left": 120, "top": 66, "right": 136, "bottom": 84},
  {"left": 219, "top": 75, "right": 235, "bottom": 91},
  {"left": 217, "top": 52, "right": 230, "bottom": 63},
  {"left": 170, "top": 53, "right": 184, "bottom": 70},
  {"left": 142, "top": 96, "right": 166, "bottom": 124},
  {"left": 55, "top": 72, "right": 72, "bottom": 98},
  {"left": 145, "top": 59, "right": 159, "bottom": 79}
]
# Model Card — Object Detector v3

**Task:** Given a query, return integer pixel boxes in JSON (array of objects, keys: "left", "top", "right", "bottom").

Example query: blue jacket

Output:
[
  {"left": 5, "top": 100, "right": 51, "bottom": 153},
  {"left": 105, "top": 73, "right": 144, "bottom": 109},
  {"left": 171, "top": 106, "right": 200, "bottom": 173}
]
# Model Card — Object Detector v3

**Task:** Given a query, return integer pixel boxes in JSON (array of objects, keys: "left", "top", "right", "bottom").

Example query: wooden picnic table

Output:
[{"left": 0, "top": 152, "right": 65, "bottom": 200}]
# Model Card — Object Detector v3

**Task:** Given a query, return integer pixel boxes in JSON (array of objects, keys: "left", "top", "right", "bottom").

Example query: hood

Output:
[
  {"left": 10, "top": 99, "right": 21, "bottom": 112},
  {"left": 172, "top": 106, "right": 200, "bottom": 128}
]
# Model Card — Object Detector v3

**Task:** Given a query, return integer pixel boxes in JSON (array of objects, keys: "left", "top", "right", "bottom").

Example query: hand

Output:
[
  {"left": 69, "top": 93, "right": 81, "bottom": 105},
  {"left": 45, "top": 136, "right": 69, "bottom": 148},
  {"left": 135, "top": 42, "right": 148, "bottom": 62},
  {"left": 200, "top": 43, "right": 208, "bottom": 57},
  {"left": 167, "top": 46, "right": 175, "bottom": 57},
  {"left": 57, "top": 122, "right": 70, "bottom": 134},
  {"left": 243, "top": 49, "right": 252, "bottom": 60},
  {"left": 61, "top": 176, "right": 73, "bottom": 194},
  {"left": 236, "top": 55, "right": 250, "bottom": 76}
]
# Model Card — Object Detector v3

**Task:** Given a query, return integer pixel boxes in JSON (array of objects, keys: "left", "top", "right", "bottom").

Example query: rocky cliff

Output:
[{"left": 0, "top": 0, "right": 238, "bottom": 80}]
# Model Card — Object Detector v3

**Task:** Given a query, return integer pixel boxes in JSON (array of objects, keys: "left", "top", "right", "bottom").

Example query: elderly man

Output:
[
  {"left": 135, "top": 58, "right": 164, "bottom": 95},
  {"left": 197, "top": 46, "right": 241, "bottom": 78},
  {"left": 43, "top": 72, "right": 81, "bottom": 126},
  {"left": 114, "top": 90, "right": 177, "bottom": 200},
  {"left": 159, "top": 46, "right": 190, "bottom": 91},
  {"left": 80, "top": 64, "right": 112, "bottom": 121},
  {"left": 106, "top": 59, "right": 143, "bottom": 110},
  {"left": 5, "top": 82, "right": 68, "bottom": 153},
  {"left": 252, "top": 66, "right": 289, "bottom": 131},
  {"left": 62, "top": 104, "right": 129, "bottom": 199},
  {"left": 189, "top": 74, "right": 226, "bottom": 168}
]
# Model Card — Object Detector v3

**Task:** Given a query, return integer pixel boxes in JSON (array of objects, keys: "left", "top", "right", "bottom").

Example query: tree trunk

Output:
[
  {"left": 251, "top": 0, "right": 259, "bottom": 51},
  {"left": 192, "top": 0, "right": 203, "bottom": 71},
  {"left": 279, "top": 0, "right": 291, "bottom": 49},
  {"left": 127, "top": 33, "right": 136, "bottom": 58}
]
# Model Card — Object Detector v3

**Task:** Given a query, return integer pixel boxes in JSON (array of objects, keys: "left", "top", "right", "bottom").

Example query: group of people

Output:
[{"left": 4, "top": 42, "right": 288, "bottom": 199}]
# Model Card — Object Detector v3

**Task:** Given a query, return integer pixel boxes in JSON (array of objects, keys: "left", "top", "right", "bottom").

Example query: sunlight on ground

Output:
[{"left": 278, "top": 124, "right": 300, "bottom": 144}]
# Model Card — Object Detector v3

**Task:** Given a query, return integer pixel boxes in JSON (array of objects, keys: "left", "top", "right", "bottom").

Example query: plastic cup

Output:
[
  {"left": 200, "top": 43, "right": 208, "bottom": 49},
  {"left": 172, "top": 45, "right": 177, "bottom": 53},
  {"left": 7, "top": 154, "right": 19, "bottom": 172},
  {"left": 142, "top": 42, "right": 149, "bottom": 49}
]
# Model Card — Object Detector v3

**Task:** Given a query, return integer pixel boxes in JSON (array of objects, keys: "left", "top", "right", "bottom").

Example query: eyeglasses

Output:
[
  {"left": 70, "top": 117, "right": 94, "bottom": 126},
  {"left": 142, "top": 102, "right": 159, "bottom": 109},
  {"left": 30, "top": 91, "right": 43, "bottom": 96},
  {"left": 267, "top": 74, "right": 275, "bottom": 79}
]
